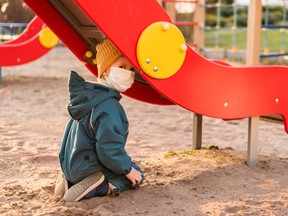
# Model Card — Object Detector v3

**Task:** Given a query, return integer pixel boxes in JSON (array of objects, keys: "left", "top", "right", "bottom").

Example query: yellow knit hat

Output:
[{"left": 96, "top": 39, "right": 122, "bottom": 77}]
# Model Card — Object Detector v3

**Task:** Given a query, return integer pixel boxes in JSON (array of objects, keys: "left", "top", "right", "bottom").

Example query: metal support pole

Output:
[
  {"left": 193, "top": 0, "right": 205, "bottom": 52},
  {"left": 245, "top": 0, "right": 262, "bottom": 166},
  {"left": 247, "top": 117, "right": 259, "bottom": 166},
  {"left": 0, "top": 67, "right": 2, "bottom": 85},
  {"left": 193, "top": 113, "right": 203, "bottom": 149},
  {"left": 246, "top": 0, "right": 262, "bottom": 66},
  {"left": 164, "top": 1, "right": 176, "bottom": 22}
]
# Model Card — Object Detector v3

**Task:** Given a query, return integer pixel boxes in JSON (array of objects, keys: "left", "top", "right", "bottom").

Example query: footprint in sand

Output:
[
  {"left": 0, "top": 146, "right": 13, "bottom": 151},
  {"left": 23, "top": 155, "right": 59, "bottom": 167}
]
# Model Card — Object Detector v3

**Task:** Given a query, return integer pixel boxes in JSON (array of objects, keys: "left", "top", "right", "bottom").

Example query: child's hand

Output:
[{"left": 125, "top": 167, "right": 143, "bottom": 186}]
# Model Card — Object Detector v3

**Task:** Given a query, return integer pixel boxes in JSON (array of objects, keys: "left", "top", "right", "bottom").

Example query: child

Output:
[{"left": 54, "top": 39, "right": 144, "bottom": 202}]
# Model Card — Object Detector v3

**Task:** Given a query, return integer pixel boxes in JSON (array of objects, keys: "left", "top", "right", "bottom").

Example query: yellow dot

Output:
[
  {"left": 231, "top": 46, "right": 238, "bottom": 53},
  {"left": 264, "top": 48, "right": 270, "bottom": 55},
  {"left": 39, "top": 27, "right": 58, "bottom": 48},
  {"left": 85, "top": 50, "right": 93, "bottom": 58},
  {"left": 92, "top": 58, "right": 97, "bottom": 65},
  {"left": 137, "top": 22, "right": 186, "bottom": 79}
]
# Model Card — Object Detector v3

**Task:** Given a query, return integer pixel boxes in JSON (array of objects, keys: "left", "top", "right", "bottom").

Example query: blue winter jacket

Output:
[{"left": 59, "top": 71, "right": 132, "bottom": 184}]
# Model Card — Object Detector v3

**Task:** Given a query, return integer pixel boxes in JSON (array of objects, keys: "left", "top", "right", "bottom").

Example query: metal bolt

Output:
[
  {"left": 180, "top": 44, "right": 187, "bottom": 52},
  {"left": 275, "top": 98, "right": 280, "bottom": 103},
  {"left": 162, "top": 23, "right": 170, "bottom": 31},
  {"left": 153, "top": 66, "right": 158, "bottom": 72},
  {"left": 224, "top": 102, "right": 228, "bottom": 107},
  {"left": 146, "top": 58, "right": 151, "bottom": 64}
]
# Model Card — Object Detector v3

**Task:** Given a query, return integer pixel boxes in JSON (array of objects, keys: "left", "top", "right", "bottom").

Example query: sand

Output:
[{"left": 1, "top": 45, "right": 288, "bottom": 215}]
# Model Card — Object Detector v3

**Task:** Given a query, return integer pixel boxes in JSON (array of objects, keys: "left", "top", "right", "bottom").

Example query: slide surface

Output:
[
  {"left": 23, "top": 0, "right": 288, "bottom": 132},
  {"left": 0, "top": 16, "right": 58, "bottom": 66},
  {"left": 23, "top": 0, "right": 173, "bottom": 105},
  {"left": 75, "top": 0, "right": 288, "bottom": 132}
]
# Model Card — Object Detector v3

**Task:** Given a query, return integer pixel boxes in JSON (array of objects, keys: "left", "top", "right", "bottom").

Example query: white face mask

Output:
[{"left": 105, "top": 67, "right": 135, "bottom": 92}]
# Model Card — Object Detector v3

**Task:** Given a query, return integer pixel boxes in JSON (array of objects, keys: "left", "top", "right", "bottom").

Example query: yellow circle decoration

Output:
[
  {"left": 39, "top": 27, "right": 59, "bottom": 48},
  {"left": 137, "top": 22, "right": 187, "bottom": 79},
  {"left": 85, "top": 50, "right": 93, "bottom": 58},
  {"left": 264, "top": 48, "right": 270, "bottom": 55}
]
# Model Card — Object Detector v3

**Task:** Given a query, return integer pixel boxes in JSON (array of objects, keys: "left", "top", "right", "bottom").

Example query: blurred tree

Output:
[
  {"left": 5, "top": 0, "right": 23, "bottom": 22},
  {"left": 6, "top": 0, "right": 34, "bottom": 22},
  {"left": 1, "top": 0, "right": 34, "bottom": 23},
  {"left": 0, "top": 0, "right": 9, "bottom": 22},
  {"left": 0, "top": 2, "right": 5, "bottom": 21},
  {"left": 204, "top": 1, "right": 284, "bottom": 28},
  {"left": 22, "top": 2, "right": 34, "bottom": 22},
  {"left": 0, "top": 0, "right": 8, "bottom": 5}
]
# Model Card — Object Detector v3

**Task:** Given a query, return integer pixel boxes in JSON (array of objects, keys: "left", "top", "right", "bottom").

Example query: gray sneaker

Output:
[
  {"left": 54, "top": 172, "right": 68, "bottom": 198},
  {"left": 63, "top": 172, "right": 105, "bottom": 202}
]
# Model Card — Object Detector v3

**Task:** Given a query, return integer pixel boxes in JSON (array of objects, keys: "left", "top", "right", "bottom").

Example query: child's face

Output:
[{"left": 102, "top": 56, "right": 135, "bottom": 77}]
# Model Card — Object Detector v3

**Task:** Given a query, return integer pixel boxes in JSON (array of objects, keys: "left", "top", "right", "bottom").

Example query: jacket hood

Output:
[{"left": 67, "top": 71, "right": 121, "bottom": 120}]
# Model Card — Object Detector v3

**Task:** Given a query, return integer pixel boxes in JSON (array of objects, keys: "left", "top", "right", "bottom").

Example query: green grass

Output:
[
  {"left": 163, "top": 149, "right": 199, "bottom": 158},
  {"left": 204, "top": 28, "right": 288, "bottom": 52}
]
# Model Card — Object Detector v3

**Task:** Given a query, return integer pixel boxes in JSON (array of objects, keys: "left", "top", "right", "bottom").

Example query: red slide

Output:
[
  {"left": 0, "top": 16, "right": 58, "bottom": 66},
  {"left": 75, "top": 0, "right": 288, "bottom": 133},
  {"left": 23, "top": 0, "right": 288, "bottom": 133}
]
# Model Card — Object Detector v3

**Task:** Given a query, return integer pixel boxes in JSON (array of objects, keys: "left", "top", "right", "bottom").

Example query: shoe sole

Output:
[{"left": 63, "top": 172, "right": 105, "bottom": 202}]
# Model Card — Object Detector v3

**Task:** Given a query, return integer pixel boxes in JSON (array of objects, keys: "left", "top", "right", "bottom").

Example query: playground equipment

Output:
[
  {"left": 201, "top": 1, "right": 245, "bottom": 53},
  {"left": 0, "top": 23, "right": 27, "bottom": 42},
  {"left": 261, "top": 0, "right": 288, "bottom": 58},
  {"left": 161, "top": 0, "right": 198, "bottom": 45},
  {"left": 1, "top": 17, "right": 40, "bottom": 44},
  {"left": 198, "top": 0, "right": 249, "bottom": 61},
  {"left": 0, "top": 16, "right": 58, "bottom": 66},
  {"left": 200, "top": 0, "right": 288, "bottom": 60},
  {"left": 23, "top": 0, "right": 288, "bottom": 165}
]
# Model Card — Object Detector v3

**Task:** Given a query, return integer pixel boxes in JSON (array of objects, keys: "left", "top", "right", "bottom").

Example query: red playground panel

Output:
[
  {"left": 2, "top": 16, "right": 43, "bottom": 45},
  {"left": 24, "top": 0, "right": 288, "bottom": 133},
  {"left": 0, "top": 16, "right": 58, "bottom": 66}
]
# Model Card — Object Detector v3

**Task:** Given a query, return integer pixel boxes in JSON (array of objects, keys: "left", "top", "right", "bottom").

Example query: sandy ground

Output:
[{"left": 1, "top": 45, "right": 288, "bottom": 215}]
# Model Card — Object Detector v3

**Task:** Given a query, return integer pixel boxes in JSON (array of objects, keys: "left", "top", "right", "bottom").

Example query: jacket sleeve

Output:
[{"left": 94, "top": 104, "right": 132, "bottom": 175}]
